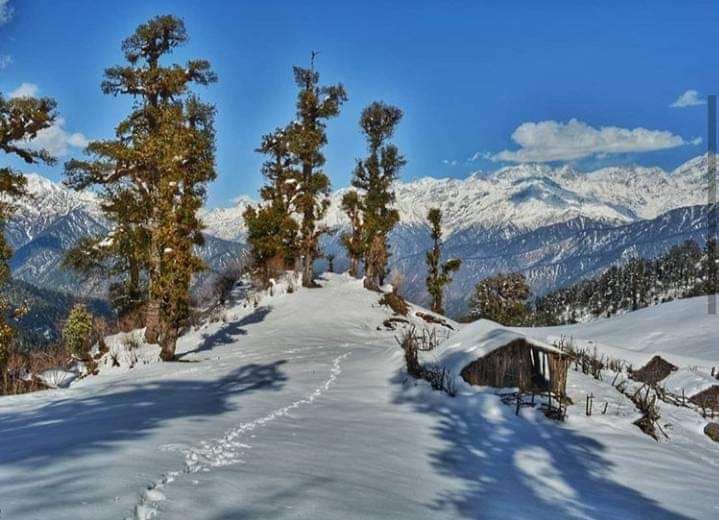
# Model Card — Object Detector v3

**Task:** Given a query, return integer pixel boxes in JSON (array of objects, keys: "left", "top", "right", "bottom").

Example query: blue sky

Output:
[{"left": 0, "top": 0, "right": 716, "bottom": 207}]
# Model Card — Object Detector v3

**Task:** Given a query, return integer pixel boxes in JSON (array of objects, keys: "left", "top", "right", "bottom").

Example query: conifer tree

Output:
[
  {"left": 64, "top": 15, "right": 216, "bottom": 359},
  {"left": 243, "top": 126, "right": 300, "bottom": 277},
  {"left": 467, "top": 272, "right": 531, "bottom": 325},
  {"left": 350, "top": 102, "right": 406, "bottom": 290},
  {"left": 286, "top": 56, "right": 347, "bottom": 287},
  {"left": 63, "top": 185, "right": 150, "bottom": 318},
  {"left": 63, "top": 303, "right": 94, "bottom": 358},
  {"left": 152, "top": 96, "right": 216, "bottom": 359},
  {"left": 0, "top": 91, "right": 57, "bottom": 376},
  {"left": 340, "top": 190, "right": 364, "bottom": 277},
  {"left": 425, "top": 208, "right": 461, "bottom": 314}
]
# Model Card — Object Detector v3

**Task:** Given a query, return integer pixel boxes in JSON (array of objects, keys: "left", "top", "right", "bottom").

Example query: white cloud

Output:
[
  {"left": 7, "top": 82, "right": 88, "bottom": 156},
  {"left": 0, "top": 0, "right": 12, "bottom": 25},
  {"left": 26, "top": 117, "right": 89, "bottom": 156},
  {"left": 671, "top": 89, "right": 705, "bottom": 108},
  {"left": 9, "top": 82, "right": 39, "bottom": 98},
  {"left": 0, "top": 54, "right": 11, "bottom": 70},
  {"left": 442, "top": 159, "right": 458, "bottom": 166},
  {"left": 493, "top": 119, "right": 688, "bottom": 163}
]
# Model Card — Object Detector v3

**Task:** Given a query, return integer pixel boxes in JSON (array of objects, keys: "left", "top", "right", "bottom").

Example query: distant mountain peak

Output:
[{"left": 201, "top": 155, "right": 709, "bottom": 241}]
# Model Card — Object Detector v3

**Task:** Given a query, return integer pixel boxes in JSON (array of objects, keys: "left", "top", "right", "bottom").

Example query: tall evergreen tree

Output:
[
  {"left": 153, "top": 96, "right": 217, "bottom": 359},
  {"left": 0, "top": 91, "right": 57, "bottom": 379},
  {"left": 243, "top": 126, "right": 300, "bottom": 277},
  {"left": 350, "top": 102, "right": 406, "bottom": 290},
  {"left": 286, "top": 57, "right": 347, "bottom": 287},
  {"left": 64, "top": 15, "right": 216, "bottom": 358},
  {"left": 425, "top": 208, "right": 461, "bottom": 314},
  {"left": 63, "top": 184, "right": 150, "bottom": 318},
  {"left": 340, "top": 190, "right": 364, "bottom": 277}
]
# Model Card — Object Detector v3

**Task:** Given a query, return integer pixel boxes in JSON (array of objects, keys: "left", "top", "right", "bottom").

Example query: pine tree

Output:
[
  {"left": 340, "top": 190, "right": 364, "bottom": 277},
  {"left": 64, "top": 15, "right": 217, "bottom": 358},
  {"left": 243, "top": 126, "right": 300, "bottom": 278},
  {"left": 63, "top": 304, "right": 94, "bottom": 358},
  {"left": 351, "top": 102, "right": 406, "bottom": 290},
  {"left": 467, "top": 272, "right": 531, "bottom": 325},
  {"left": 0, "top": 91, "right": 57, "bottom": 379},
  {"left": 153, "top": 96, "right": 217, "bottom": 359},
  {"left": 286, "top": 56, "right": 347, "bottom": 287},
  {"left": 63, "top": 185, "right": 150, "bottom": 318},
  {"left": 425, "top": 208, "right": 461, "bottom": 314}
]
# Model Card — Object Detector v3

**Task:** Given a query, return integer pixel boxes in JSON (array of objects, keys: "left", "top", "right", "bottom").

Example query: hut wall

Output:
[{"left": 460, "top": 339, "right": 568, "bottom": 396}]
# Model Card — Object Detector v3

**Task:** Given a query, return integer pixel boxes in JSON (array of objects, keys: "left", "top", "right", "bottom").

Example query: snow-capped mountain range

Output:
[
  {"left": 5, "top": 155, "right": 716, "bottom": 316},
  {"left": 200, "top": 155, "right": 712, "bottom": 241}
]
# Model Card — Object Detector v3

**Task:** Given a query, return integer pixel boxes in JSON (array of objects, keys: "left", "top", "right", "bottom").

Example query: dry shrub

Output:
[
  {"left": 118, "top": 304, "right": 146, "bottom": 333},
  {"left": 122, "top": 331, "right": 143, "bottom": 350},
  {"left": 379, "top": 290, "right": 409, "bottom": 316},
  {"left": 1, "top": 346, "right": 70, "bottom": 396},
  {"left": 630, "top": 383, "right": 667, "bottom": 440},
  {"left": 252, "top": 254, "right": 286, "bottom": 289},
  {"left": 92, "top": 316, "right": 114, "bottom": 353},
  {"left": 397, "top": 326, "right": 422, "bottom": 377},
  {"left": 415, "top": 311, "right": 454, "bottom": 330},
  {"left": 396, "top": 326, "right": 455, "bottom": 395}
]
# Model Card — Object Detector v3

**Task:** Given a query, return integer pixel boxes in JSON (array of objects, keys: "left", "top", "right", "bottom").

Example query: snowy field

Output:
[{"left": 1, "top": 275, "right": 718, "bottom": 519}]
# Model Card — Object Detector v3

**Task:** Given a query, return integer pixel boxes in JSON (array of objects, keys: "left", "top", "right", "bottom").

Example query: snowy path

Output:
[{"left": 2, "top": 275, "right": 718, "bottom": 519}]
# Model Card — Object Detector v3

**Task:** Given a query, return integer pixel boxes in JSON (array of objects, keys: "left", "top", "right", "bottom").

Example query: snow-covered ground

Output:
[
  {"left": 524, "top": 296, "right": 719, "bottom": 367},
  {"left": 1, "top": 276, "right": 718, "bottom": 519}
]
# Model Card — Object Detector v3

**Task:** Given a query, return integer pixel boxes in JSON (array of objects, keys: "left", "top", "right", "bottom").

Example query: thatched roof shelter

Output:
[
  {"left": 689, "top": 385, "right": 719, "bottom": 413},
  {"left": 432, "top": 320, "right": 569, "bottom": 396},
  {"left": 631, "top": 355, "right": 677, "bottom": 384}
]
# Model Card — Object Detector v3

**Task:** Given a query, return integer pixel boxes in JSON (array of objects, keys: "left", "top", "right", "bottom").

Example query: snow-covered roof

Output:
[
  {"left": 663, "top": 369, "right": 718, "bottom": 398},
  {"left": 431, "top": 319, "right": 564, "bottom": 378}
]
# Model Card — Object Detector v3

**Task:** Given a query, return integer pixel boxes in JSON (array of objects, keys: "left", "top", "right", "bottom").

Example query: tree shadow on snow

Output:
[
  {"left": 391, "top": 372, "right": 692, "bottom": 520},
  {"left": 0, "top": 360, "right": 288, "bottom": 518},
  {"left": 180, "top": 305, "right": 273, "bottom": 357},
  {"left": 0, "top": 359, "right": 288, "bottom": 469}
]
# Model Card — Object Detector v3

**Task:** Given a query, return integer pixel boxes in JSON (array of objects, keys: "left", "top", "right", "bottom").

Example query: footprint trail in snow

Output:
[{"left": 131, "top": 352, "right": 350, "bottom": 520}]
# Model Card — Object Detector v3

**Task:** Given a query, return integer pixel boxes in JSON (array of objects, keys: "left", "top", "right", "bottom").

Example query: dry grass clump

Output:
[
  {"left": 379, "top": 290, "right": 409, "bottom": 316},
  {"left": 396, "top": 326, "right": 455, "bottom": 396}
]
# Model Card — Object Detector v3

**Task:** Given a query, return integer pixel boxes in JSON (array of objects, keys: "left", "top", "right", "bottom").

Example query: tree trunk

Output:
[
  {"left": 300, "top": 160, "right": 315, "bottom": 288},
  {"left": 364, "top": 262, "right": 379, "bottom": 291},
  {"left": 159, "top": 324, "right": 177, "bottom": 361},
  {"left": 302, "top": 252, "right": 314, "bottom": 287},
  {"left": 363, "top": 235, "right": 385, "bottom": 291},
  {"left": 348, "top": 257, "right": 358, "bottom": 278},
  {"left": 144, "top": 224, "right": 161, "bottom": 343},
  {"left": 431, "top": 296, "right": 443, "bottom": 315},
  {"left": 144, "top": 300, "right": 161, "bottom": 343}
]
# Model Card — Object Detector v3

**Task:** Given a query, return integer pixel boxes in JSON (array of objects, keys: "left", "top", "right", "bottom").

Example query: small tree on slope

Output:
[
  {"left": 62, "top": 185, "right": 150, "bottom": 320},
  {"left": 467, "top": 272, "right": 531, "bottom": 325},
  {"left": 340, "top": 190, "right": 364, "bottom": 277},
  {"left": 350, "top": 102, "right": 406, "bottom": 290},
  {"left": 425, "top": 208, "right": 461, "bottom": 314},
  {"left": 63, "top": 304, "right": 94, "bottom": 358},
  {"left": 243, "top": 126, "right": 300, "bottom": 279}
]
